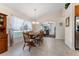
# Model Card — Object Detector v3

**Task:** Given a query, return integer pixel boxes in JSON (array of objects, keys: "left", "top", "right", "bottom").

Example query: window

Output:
[{"left": 12, "top": 16, "right": 32, "bottom": 31}]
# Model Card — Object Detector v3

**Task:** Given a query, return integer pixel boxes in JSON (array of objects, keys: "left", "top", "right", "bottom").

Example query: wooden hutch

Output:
[{"left": 0, "top": 13, "right": 8, "bottom": 53}]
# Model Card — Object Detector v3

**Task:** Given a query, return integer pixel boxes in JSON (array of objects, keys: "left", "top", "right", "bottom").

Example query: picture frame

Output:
[{"left": 65, "top": 17, "right": 70, "bottom": 27}]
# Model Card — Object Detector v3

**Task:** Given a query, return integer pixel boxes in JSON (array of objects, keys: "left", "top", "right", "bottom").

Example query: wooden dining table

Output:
[
  {"left": 28, "top": 32, "right": 41, "bottom": 45},
  {"left": 29, "top": 32, "right": 38, "bottom": 38},
  {"left": 23, "top": 31, "right": 43, "bottom": 51}
]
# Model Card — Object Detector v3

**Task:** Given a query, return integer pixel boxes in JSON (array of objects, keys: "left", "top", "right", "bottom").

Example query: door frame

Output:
[{"left": 74, "top": 16, "right": 76, "bottom": 50}]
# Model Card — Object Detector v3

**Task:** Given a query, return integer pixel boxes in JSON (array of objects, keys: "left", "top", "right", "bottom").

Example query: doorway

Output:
[{"left": 41, "top": 22, "right": 56, "bottom": 38}]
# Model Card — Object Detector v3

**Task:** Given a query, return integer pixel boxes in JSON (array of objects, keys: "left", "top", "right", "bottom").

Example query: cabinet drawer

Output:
[{"left": 0, "top": 35, "right": 8, "bottom": 53}]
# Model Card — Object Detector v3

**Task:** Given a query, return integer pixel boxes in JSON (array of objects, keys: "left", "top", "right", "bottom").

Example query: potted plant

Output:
[{"left": 65, "top": 3, "right": 70, "bottom": 9}]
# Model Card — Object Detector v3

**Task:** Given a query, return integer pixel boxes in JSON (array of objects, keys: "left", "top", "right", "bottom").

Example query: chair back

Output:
[
  {"left": 23, "top": 32, "right": 29, "bottom": 43},
  {"left": 39, "top": 31, "right": 44, "bottom": 37},
  {"left": 37, "top": 31, "right": 44, "bottom": 39}
]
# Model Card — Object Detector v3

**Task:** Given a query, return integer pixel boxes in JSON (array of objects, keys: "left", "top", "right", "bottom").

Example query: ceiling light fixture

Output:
[{"left": 32, "top": 9, "right": 39, "bottom": 24}]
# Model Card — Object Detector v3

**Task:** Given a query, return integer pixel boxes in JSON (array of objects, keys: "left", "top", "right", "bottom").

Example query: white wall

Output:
[
  {"left": 55, "top": 18, "right": 65, "bottom": 39},
  {"left": 32, "top": 23, "right": 41, "bottom": 32},
  {"left": 64, "top": 4, "right": 75, "bottom": 50}
]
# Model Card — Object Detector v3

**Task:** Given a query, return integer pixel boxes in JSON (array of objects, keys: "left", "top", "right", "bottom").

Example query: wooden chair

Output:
[
  {"left": 35, "top": 31, "right": 44, "bottom": 46},
  {"left": 23, "top": 32, "right": 36, "bottom": 51},
  {"left": 39, "top": 31, "right": 44, "bottom": 42}
]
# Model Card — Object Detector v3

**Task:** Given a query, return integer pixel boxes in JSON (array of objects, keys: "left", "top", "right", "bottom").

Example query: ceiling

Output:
[{"left": 3, "top": 3, "right": 64, "bottom": 20}]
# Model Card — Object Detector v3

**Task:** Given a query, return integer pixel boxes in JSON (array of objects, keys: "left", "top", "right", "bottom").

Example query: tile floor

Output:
[{"left": 0, "top": 37, "right": 79, "bottom": 56}]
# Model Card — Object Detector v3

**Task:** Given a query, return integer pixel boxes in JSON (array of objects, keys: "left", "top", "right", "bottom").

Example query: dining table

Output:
[{"left": 28, "top": 31, "right": 41, "bottom": 45}]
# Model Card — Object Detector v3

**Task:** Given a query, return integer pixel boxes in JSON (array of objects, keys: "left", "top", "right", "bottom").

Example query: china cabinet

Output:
[{"left": 0, "top": 13, "right": 8, "bottom": 53}]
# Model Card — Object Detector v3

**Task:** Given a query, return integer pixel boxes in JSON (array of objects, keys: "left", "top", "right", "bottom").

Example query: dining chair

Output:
[
  {"left": 23, "top": 32, "right": 36, "bottom": 52},
  {"left": 35, "top": 31, "right": 44, "bottom": 46},
  {"left": 39, "top": 31, "right": 44, "bottom": 42}
]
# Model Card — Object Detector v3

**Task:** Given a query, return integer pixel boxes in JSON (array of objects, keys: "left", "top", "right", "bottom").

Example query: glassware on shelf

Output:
[
  {"left": 0, "top": 19, "right": 3, "bottom": 22},
  {"left": 0, "top": 24, "right": 2, "bottom": 27}
]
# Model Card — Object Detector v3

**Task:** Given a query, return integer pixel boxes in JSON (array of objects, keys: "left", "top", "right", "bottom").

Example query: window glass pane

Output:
[{"left": 12, "top": 16, "right": 24, "bottom": 31}]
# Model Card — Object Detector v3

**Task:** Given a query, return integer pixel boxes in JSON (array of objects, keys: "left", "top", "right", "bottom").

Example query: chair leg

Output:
[
  {"left": 23, "top": 43, "right": 25, "bottom": 50},
  {"left": 41, "top": 39, "right": 43, "bottom": 43},
  {"left": 39, "top": 40, "right": 41, "bottom": 46},
  {"left": 29, "top": 46, "right": 31, "bottom": 52},
  {"left": 37, "top": 40, "right": 40, "bottom": 46},
  {"left": 29, "top": 47, "right": 30, "bottom": 52}
]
